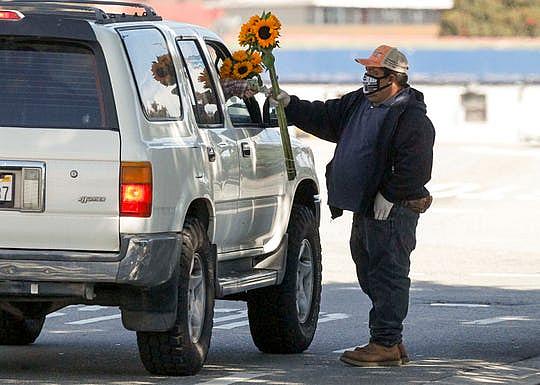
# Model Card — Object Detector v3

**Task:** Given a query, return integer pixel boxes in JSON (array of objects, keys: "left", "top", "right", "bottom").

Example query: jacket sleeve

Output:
[
  {"left": 284, "top": 90, "right": 362, "bottom": 143},
  {"left": 381, "top": 110, "right": 436, "bottom": 203}
]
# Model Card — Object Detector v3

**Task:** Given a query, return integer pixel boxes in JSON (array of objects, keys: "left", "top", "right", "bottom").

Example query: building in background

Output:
[
  {"left": 203, "top": 0, "right": 454, "bottom": 48},
  {"left": 205, "top": 0, "right": 454, "bottom": 26}
]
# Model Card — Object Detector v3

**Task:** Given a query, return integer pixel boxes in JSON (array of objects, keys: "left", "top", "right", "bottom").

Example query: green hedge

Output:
[{"left": 440, "top": 0, "right": 540, "bottom": 37}]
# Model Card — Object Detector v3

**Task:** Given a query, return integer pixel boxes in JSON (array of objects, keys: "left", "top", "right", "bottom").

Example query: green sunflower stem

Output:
[{"left": 268, "top": 60, "right": 296, "bottom": 181}]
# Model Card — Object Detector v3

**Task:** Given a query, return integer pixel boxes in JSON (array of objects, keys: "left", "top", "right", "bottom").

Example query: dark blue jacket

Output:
[{"left": 284, "top": 87, "right": 436, "bottom": 218}]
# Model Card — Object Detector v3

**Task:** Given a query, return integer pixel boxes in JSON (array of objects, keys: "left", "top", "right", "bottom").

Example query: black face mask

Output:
[{"left": 363, "top": 72, "right": 392, "bottom": 95}]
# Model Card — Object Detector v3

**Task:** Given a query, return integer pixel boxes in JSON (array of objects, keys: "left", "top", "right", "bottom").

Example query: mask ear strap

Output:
[{"left": 364, "top": 82, "right": 392, "bottom": 96}]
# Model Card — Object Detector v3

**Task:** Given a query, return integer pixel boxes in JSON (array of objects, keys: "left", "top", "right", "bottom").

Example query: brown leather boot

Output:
[
  {"left": 354, "top": 342, "right": 410, "bottom": 364},
  {"left": 398, "top": 343, "right": 410, "bottom": 364},
  {"left": 340, "top": 342, "right": 401, "bottom": 367}
]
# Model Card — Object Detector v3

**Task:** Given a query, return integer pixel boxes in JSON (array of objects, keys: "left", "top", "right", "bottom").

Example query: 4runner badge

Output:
[{"left": 78, "top": 196, "right": 106, "bottom": 204}]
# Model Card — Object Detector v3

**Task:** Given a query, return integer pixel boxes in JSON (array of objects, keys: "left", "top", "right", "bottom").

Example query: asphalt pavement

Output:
[{"left": 0, "top": 138, "right": 539, "bottom": 385}]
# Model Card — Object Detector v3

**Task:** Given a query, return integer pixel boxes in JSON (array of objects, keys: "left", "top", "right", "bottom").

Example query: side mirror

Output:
[{"left": 263, "top": 98, "right": 279, "bottom": 128}]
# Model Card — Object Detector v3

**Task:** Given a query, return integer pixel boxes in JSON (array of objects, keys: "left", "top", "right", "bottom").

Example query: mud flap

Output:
[
  {"left": 120, "top": 244, "right": 217, "bottom": 332},
  {"left": 120, "top": 271, "right": 179, "bottom": 332}
]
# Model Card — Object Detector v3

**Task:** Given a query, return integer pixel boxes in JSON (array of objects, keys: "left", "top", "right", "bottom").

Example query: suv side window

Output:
[
  {"left": 119, "top": 28, "right": 182, "bottom": 120},
  {"left": 206, "top": 41, "right": 261, "bottom": 126},
  {"left": 177, "top": 40, "right": 223, "bottom": 127}
]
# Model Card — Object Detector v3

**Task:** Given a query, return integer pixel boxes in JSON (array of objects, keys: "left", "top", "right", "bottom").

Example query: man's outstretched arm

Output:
[{"left": 271, "top": 89, "right": 363, "bottom": 143}]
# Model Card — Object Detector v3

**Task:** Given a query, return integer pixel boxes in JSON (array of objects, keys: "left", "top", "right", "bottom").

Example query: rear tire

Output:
[
  {"left": 137, "top": 217, "right": 215, "bottom": 376},
  {"left": 247, "top": 204, "right": 322, "bottom": 353},
  {"left": 0, "top": 310, "right": 44, "bottom": 345}
]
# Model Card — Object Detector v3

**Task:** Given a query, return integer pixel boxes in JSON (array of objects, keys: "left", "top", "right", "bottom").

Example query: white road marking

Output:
[
  {"left": 431, "top": 303, "right": 490, "bottom": 308},
  {"left": 196, "top": 372, "right": 271, "bottom": 385},
  {"left": 429, "top": 208, "right": 481, "bottom": 214},
  {"left": 333, "top": 346, "right": 357, "bottom": 354},
  {"left": 47, "top": 329, "right": 105, "bottom": 334},
  {"left": 459, "top": 185, "right": 519, "bottom": 201},
  {"left": 461, "top": 146, "right": 540, "bottom": 159},
  {"left": 318, "top": 313, "right": 350, "bottom": 324},
  {"left": 516, "top": 192, "right": 540, "bottom": 201},
  {"left": 214, "top": 310, "right": 248, "bottom": 323},
  {"left": 214, "top": 320, "right": 249, "bottom": 330},
  {"left": 462, "top": 316, "right": 533, "bottom": 325},
  {"left": 46, "top": 312, "right": 66, "bottom": 319},
  {"left": 427, "top": 183, "right": 462, "bottom": 193},
  {"left": 428, "top": 181, "right": 535, "bottom": 201},
  {"left": 470, "top": 273, "right": 540, "bottom": 278},
  {"left": 66, "top": 314, "right": 121, "bottom": 325},
  {"left": 432, "top": 183, "right": 480, "bottom": 199},
  {"left": 79, "top": 305, "right": 108, "bottom": 312},
  {"left": 214, "top": 311, "right": 349, "bottom": 330}
]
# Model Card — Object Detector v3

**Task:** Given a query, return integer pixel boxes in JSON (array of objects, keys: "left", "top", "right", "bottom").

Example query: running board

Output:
[{"left": 218, "top": 270, "right": 278, "bottom": 297}]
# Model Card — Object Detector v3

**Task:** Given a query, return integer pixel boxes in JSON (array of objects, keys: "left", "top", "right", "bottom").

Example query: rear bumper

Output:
[{"left": 0, "top": 233, "right": 181, "bottom": 288}]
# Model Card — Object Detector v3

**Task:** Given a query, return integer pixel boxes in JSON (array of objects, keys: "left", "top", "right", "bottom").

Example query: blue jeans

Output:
[{"left": 350, "top": 205, "right": 419, "bottom": 347}]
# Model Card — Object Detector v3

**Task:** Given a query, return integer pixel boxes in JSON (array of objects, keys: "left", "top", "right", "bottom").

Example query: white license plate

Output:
[{"left": 0, "top": 174, "right": 14, "bottom": 202}]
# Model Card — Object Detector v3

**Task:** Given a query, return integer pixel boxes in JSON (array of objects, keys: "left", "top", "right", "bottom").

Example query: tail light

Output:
[
  {"left": 0, "top": 10, "right": 24, "bottom": 21},
  {"left": 120, "top": 162, "right": 152, "bottom": 218}
]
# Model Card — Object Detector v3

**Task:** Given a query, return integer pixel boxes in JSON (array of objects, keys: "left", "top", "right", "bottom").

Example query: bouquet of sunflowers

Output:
[
  {"left": 235, "top": 11, "right": 296, "bottom": 180},
  {"left": 219, "top": 50, "right": 264, "bottom": 81}
]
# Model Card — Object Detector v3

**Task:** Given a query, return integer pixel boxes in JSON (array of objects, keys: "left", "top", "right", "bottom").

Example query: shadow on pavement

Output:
[{"left": 0, "top": 281, "right": 537, "bottom": 384}]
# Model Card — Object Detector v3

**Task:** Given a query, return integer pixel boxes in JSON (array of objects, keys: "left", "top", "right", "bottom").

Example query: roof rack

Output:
[{"left": 0, "top": 0, "right": 162, "bottom": 24}]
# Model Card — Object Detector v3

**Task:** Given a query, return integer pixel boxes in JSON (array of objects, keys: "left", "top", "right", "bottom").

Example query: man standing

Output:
[{"left": 270, "top": 45, "right": 435, "bottom": 367}]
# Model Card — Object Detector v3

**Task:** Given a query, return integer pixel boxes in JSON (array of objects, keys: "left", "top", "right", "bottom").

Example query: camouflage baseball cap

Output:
[{"left": 355, "top": 45, "right": 409, "bottom": 74}]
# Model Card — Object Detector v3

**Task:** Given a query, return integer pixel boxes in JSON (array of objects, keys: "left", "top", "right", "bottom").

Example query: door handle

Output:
[
  {"left": 207, "top": 147, "right": 216, "bottom": 162},
  {"left": 241, "top": 142, "right": 251, "bottom": 157}
]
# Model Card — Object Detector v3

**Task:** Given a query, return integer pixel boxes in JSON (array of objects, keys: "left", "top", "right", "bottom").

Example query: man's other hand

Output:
[
  {"left": 268, "top": 89, "right": 291, "bottom": 108},
  {"left": 374, "top": 192, "right": 394, "bottom": 220}
]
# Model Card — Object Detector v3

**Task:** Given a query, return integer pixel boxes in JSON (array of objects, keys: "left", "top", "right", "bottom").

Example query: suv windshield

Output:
[{"left": 0, "top": 39, "right": 114, "bottom": 129}]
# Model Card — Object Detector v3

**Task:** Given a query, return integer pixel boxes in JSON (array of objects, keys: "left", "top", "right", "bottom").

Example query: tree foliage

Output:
[{"left": 440, "top": 0, "right": 540, "bottom": 37}]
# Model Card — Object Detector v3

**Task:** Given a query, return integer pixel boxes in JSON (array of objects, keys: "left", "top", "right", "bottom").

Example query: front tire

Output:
[
  {"left": 247, "top": 204, "right": 322, "bottom": 353},
  {"left": 137, "top": 217, "right": 215, "bottom": 376},
  {"left": 0, "top": 310, "right": 44, "bottom": 345}
]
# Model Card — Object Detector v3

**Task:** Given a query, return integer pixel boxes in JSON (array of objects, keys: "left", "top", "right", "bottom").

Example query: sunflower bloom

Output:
[
  {"left": 248, "top": 14, "right": 261, "bottom": 27},
  {"left": 250, "top": 51, "right": 263, "bottom": 66},
  {"left": 238, "top": 21, "right": 256, "bottom": 46},
  {"left": 268, "top": 14, "right": 281, "bottom": 30},
  {"left": 219, "top": 58, "right": 233, "bottom": 78},
  {"left": 233, "top": 61, "right": 254, "bottom": 80},
  {"left": 220, "top": 68, "right": 232, "bottom": 79},
  {"left": 198, "top": 70, "right": 212, "bottom": 89},
  {"left": 253, "top": 18, "right": 279, "bottom": 48},
  {"left": 151, "top": 54, "right": 175, "bottom": 86},
  {"left": 232, "top": 50, "right": 249, "bottom": 62}
]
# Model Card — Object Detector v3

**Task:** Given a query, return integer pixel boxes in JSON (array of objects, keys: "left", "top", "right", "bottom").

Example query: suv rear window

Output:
[{"left": 0, "top": 40, "right": 114, "bottom": 129}]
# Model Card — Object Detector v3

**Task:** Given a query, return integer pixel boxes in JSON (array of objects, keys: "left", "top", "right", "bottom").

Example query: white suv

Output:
[{"left": 0, "top": 0, "right": 322, "bottom": 376}]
